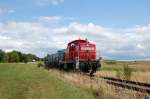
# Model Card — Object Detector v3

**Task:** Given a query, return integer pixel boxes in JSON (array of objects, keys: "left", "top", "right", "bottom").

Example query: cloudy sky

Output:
[{"left": 0, "top": 0, "right": 150, "bottom": 60}]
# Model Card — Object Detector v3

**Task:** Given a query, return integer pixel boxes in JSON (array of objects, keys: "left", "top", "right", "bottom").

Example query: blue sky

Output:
[
  {"left": 0, "top": 0, "right": 150, "bottom": 60},
  {"left": 1, "top": 0, "right": 150, "bottom": 27}
]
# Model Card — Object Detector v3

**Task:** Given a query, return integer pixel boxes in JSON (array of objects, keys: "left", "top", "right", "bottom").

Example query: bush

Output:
[
  {"left": 37, "top": 62, "right": 44, "bottom": 67},
  {"left": 105, "top": 60, "right": 116, "bottom": 65},
  {"left": 123, "top": 64, "right": 132, "bottom": 80},
  {"left": 116, "top": 70, "right": 122, "bottom": 79}
]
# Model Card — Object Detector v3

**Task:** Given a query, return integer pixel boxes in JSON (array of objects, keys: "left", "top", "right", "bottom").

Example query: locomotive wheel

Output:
[{"left": 90, "top": 72, "right": 94, "bottom": 77}]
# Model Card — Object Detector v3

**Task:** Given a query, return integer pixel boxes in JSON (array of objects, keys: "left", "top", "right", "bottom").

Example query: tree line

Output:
[{"left": 0, "top": 49, "right": 40, "bottom": 63}]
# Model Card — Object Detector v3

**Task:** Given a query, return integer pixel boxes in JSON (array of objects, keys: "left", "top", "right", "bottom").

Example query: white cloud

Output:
[
  {"left": 36, "top": 0, "right": 64, "bottom": 6},
  {"left": 38, "top": 16, "right": 62, "bottom": 21},
  {"left": 0, "top": 20, "right": 150, "bottom": 59},
  {"left": 137, "top": 44, "right": 145, "bottom": 49},
  {"left": 0, "top": 8, "right": 15, "bottom": 16},
  {"left": 37, "top": 16, "right": 77, "bottom": 22},
  {"left": 132, "top": 24, "right": 150, "bottom": 34},
  {"left": 8, "top": 9, "right": 15, "bottom": 13}
]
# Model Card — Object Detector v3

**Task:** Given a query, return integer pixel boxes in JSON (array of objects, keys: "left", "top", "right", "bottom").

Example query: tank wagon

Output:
[{"left": 44, "top": 39, "right": 101, "bottom": 75}]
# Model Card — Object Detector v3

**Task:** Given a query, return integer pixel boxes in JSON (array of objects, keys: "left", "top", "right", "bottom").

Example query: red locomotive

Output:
[
  {"left": 65, "top": 39, "right": 96, "bottom": 61},
  {"left": 44, "top": 39, "right": 101, "bottom": 75}
]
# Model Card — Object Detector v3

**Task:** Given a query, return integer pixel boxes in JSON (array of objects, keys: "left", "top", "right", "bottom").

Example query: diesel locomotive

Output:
[{"left": 44, "top": 39, "right": 101, "bottom": 75}]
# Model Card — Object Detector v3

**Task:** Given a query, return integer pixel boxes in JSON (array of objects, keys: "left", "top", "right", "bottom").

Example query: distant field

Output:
[
  {"left": 101, "top": 60, "right": 150, "bottom": 72},
  {"left": 97, "top": 60, "right": 150, "bottom": 83},
  {"left": 0, "top": 63, "right": 93, "bottom": 99}
]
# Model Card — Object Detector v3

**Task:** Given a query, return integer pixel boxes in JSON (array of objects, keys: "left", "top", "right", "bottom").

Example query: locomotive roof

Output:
[{"left": 68, "top": 39, "right": 93, "bottom": 45}]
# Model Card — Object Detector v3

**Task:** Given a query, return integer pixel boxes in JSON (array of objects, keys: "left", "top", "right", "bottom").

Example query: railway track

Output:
[
  {"left": 46, "top": 67, "right": 150, "bottom": 94},
  {"left": 76, "top": 73, "right": 150, "bottom": 94},
  {"left": 99, "top": 76, "right": 150, "bottom": 94}
]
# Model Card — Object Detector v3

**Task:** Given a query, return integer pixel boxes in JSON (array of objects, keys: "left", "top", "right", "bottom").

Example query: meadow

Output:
[
  {"left": 0, "top": 61, "right": 149, "bottom": 99},
  {"left": 48, "top": 68, "right": 149, "bottom": 99},
  {"left": 46, "top": 60, "right": 150, "bottom": 99},
  {"left": 97, "top": 60, "right": 150, "bottom": 83},
  {"left": 0, "top": 63, "right": 93, "bottom": 99}
]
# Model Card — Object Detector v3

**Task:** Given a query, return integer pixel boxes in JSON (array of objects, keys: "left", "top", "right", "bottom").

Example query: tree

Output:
[
  {"left": 26, "top": 53, "right": 39, "bottom": 62},
  {"left": 0, "top": 49, "right": 40, "bottom": 63},
  {"left": 22, "top": 54, "right": 28, "bottom": 63},
  {"left": 3, "top": 53, "right": 9, "bottom": 63},
  {"left": 0, "top": 49, "right": 6, "bottom": 62},
  {"left": 8, "top": 51, "right": 20, "bottom": 63}
]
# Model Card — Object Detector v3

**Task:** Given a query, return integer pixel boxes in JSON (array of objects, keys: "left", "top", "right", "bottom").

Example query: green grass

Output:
[
  {"left": 0, "top": 63, "right": 93, "bottom": 99},
  {"left": 101, "top": 65, "right": 150, "bottom": 72},
  {"left": 101, "top": 60, "right": 150, "bottom": 72},
  {"left": 101, "top": 66, "right": 123, "bottom": 71}
]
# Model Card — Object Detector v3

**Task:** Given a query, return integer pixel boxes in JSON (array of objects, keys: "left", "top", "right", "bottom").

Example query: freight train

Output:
[{"left": 44, "top": 39, "right": 101, "bottom": 75}]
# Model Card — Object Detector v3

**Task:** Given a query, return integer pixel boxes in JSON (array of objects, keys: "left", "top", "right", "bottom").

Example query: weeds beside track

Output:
[{"left": 99, "top": 76, "right": 150, "bottom": 94}]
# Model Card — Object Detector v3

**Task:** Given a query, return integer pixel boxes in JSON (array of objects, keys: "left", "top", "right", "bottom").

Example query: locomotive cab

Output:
[{"left": 64, "top": 39, "right": 101, "bottom": 75}]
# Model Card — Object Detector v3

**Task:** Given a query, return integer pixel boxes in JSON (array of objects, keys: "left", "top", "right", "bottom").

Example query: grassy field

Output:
[
  {"left": 0, "top": 63, "right": 93, "bottom": 99},
  {"left": 101, "top": 60, "right": 150, "bottom": 72},
  {"left": 0, "top": 61, "right": 149, "bottom": 99},
  {"left": 97, "top": 60, "right": 150, "bottom": 83},
  {"left": 49, "top": 69, "right": 149, "bottom": 99}
]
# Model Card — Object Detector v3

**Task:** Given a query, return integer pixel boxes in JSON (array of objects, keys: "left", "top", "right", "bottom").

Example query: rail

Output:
[{"left": 99, "top": 76, "right": 150, "bottom": 94}]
